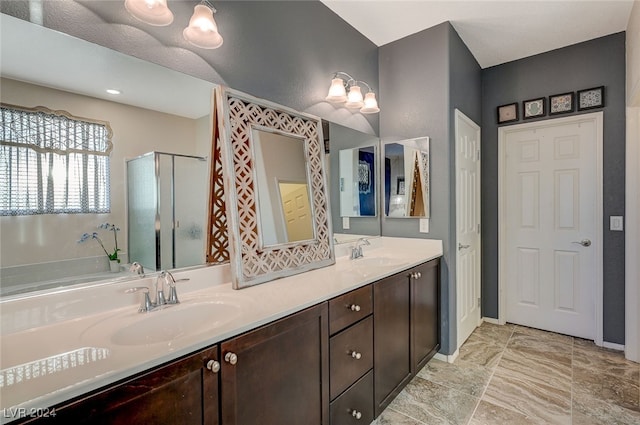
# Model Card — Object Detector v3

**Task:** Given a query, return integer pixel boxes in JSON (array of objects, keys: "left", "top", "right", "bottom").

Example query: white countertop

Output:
[{"left": 0, "top": 237, "right": 442, "bottom": 422}]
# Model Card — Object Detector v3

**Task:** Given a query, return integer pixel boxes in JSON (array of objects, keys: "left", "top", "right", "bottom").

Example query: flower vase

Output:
[{"left": 109, "top": 260, "right": 120, "bottom": 273}]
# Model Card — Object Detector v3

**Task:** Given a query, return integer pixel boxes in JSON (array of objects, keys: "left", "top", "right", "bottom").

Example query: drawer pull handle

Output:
[
  {"left": 224, "top": 352, "right": 238, "bottom": 365},
  {"left": 350, "top": 351, "right": 362, "bottom": 360},
  {"left": 349, "top": 304, "right": 361, "bottom": 312},
  {"left": 351, "top": 410, "right": 362, "bottom": 420},
  {"left": 206, "top": 360, "right": 220, "bottom": 373}
]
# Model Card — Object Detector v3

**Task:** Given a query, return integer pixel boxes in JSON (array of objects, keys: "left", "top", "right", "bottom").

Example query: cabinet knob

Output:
[
  {"left": 351, "top": 410, "right": 362, "bottom": 420},
  {"left": 224, "top": 352, "right": 238, "bottom": 365},
  {"left": 411, "top": 272, "right": 422, "bottom": 279},
  {"left": 349, "top": 304, "right": 361, "bottom": 312},
  {"left": 350, "top": 351, "right": 362, "bottom": 360},
  {"left": 206, "top": 360, "right": 220, "bottom": 373}
]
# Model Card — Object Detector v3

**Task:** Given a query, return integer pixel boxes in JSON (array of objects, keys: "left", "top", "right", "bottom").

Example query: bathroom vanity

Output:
[{"left": 1, "top": 238, "right": 441, "bottom": 425}]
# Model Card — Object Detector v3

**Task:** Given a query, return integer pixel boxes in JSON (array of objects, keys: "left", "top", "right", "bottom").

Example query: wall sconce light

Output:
[
  {"left": 125, "top": 0, "right": 174, "bottom": 26},
  {"left": 325, "top": 72, "right": 380, "bottom": 114},
  {"left": 124, "top": 0, "right": 223, "bottom": 49}
]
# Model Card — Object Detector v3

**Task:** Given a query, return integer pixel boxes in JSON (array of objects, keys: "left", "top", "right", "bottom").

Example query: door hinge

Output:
[
  {"left": 477, "top": 223, "right": 480, "bottom": 234},
  {"left": 478, "top": 297, "right": 481, "bottom": 308},
  {"left": 476, "top": 150, "right": 481, "bottom": 161}
]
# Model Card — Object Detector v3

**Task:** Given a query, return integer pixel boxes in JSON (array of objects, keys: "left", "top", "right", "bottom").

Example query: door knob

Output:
[
  {"left": 206, "top": 360, "right": 220, "bottom": 373},
  {"left": 224, "top": 352, "right": 238, "bottom": 365},
  {"left": 572, "top": 239, "right": 592, "bottom": 247},
  {"left": 458, "top": 243, "right": 470, "bottom": 250}
]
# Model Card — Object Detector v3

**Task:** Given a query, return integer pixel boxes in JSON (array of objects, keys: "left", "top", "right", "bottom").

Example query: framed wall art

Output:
[
  {"left": 549, "top": 92, "right": 574, "bottom": 115},
  {"left": 497, "top": 102, "right": 518, "bottom": 124},
  {"left": 577, "top": 86, "right": 605, "bottom": 111},
  {"left": 523, "top": 97, "right": 546, "bottom": 119}
]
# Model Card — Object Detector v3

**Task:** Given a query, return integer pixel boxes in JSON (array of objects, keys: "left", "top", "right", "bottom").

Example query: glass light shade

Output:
[
  {"left": 325, "top": 78, "right": 347, "bottom": 103},
  {"left": 360, "top": 92, "right": 380, "bottom": 114},
  {"left": 183, "top": 4, "right": 224, "bottom": 49},
  {"left": 125, "top": 0, "right": 174, "bottom": 26},
  {"left": 345, "top": 85, "right": 364, "bottom": 108}
]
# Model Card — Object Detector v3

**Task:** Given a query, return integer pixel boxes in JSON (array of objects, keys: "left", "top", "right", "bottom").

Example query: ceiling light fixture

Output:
[
  {"left": 124, "top": 0, "right": 174, "bottom": 26},
  {"left": 124, "top": 0, "right": 223, "bottom": 49},
  {"left": 325, "top": 72, "right": 379, "bottom": 114},
  {"left": 183, "top": 2, "right": 223, "bottom": 49}
]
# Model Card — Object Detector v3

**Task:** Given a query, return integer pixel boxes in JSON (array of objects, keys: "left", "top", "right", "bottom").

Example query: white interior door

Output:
[
  {"left": 501, "top": 113, "right": 602, "bottom": 340},
  {"left": 455, "top": 110, "right": 482, "bottom": 347}
]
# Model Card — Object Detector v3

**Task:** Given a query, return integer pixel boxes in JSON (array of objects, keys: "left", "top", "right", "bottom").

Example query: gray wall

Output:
[
  {"left": 1, "top": 0, "right": 379, "bottom": 135},
  {"left": 379, "top": 22, "right": 481, "bottom": 355},
  {"left": 481, "top": 32, "right": 626, "bottom": 344}
]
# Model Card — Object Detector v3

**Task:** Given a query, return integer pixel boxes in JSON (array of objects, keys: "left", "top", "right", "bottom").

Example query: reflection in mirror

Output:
[
  {"left": 384, "top": 137, "right": 430, "bottom": 218},
  {"left": 127, "top": 152, "right": 208, "bottom": 272},
  {"left": 0, "top": 15, "right": 215, "bottom": 297},
  {"left": 251, "top": 127, "right": 315, "bottom": 247},
  {"left": 339, "top": 145, "right": 377, "bottom": 218},
  {"left": 326, "top": 122, "right": 381, "bottom": 242}
]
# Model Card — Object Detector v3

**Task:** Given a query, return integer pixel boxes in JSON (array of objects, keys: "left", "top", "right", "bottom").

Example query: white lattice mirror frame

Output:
[{"left": 215, "top": 86, "right": 335, "bottom": 289}]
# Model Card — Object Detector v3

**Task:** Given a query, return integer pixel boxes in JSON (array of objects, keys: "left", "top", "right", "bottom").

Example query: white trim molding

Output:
[
  {"left": 498, "top": 112, "right": 604, "bottom": 346},
  {"left": 482, "top": 317, "right": 501, "bottom": 325},
  {"left": 434, "top": 349, "right": 459, "bottom": 364},
  {"left": 625, "top": 106, "right": 640, "bottom": 362}
]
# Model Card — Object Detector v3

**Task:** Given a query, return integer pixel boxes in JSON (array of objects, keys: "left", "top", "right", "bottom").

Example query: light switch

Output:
[
  {"left": 342, "top": 216, "right": 350, "bottom": 230},
  {"left": 419, "top": 218, "right": 429, "bottom": 233},
  {"left": 610, "top": 216, "right": 624, "bottom": 231}
]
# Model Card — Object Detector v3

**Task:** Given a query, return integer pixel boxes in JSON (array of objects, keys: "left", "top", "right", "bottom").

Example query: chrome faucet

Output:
[
  {"left": 350, "top": 238, "right": 371, "bottom": 260},
  {"left": 126, "top": 270, "right": 190, "bottom": 313},
  {"left": 129, "top": 262, "right": 145, "bottom": 278},
  {"left": 159, "top": 270, "right": 182, "bottom": 305}
]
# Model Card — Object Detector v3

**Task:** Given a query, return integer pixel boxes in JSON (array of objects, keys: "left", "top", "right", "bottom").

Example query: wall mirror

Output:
[
  {"left": 338, "top": 145, "right": 377, "bottom": 218},
  {"left": 0, "top": 15, "right": 215, "bottom": 297},
  {"left": 326, "top": 122, "right": 381, "bottom": 244},
  {"left": 252, "top": 126, "right": 315, "bottom": 247},
  {"left": 215, "top": 86, "right": 334, "bottom": 289},
  {"left": 383, "top": 137, "right": 430, "bottom": 218}
]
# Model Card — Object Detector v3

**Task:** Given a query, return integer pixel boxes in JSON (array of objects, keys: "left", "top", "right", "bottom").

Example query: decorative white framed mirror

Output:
[
  {"left": 214, "top": 86, "right": 334, "bottom": 288},
  {"left": 383, "top": 137, "right": 430, "bottom": 218}
]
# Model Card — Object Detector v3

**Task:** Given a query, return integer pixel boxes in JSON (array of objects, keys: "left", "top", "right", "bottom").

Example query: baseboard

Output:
[
  {"left": 482, "top": 317, "right": 501, "bottom": 325},
  {"left": 602, "top": 341, "right": 625, "bottom": 351},
  {"left": 433, "top": 349, "right": 459, "bottom": 364}
]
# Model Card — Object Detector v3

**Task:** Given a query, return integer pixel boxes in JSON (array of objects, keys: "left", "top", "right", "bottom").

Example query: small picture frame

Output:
[
  {"left": 397, "top": 177, "right": 405, "bottom": 195},
  {"left": 497, "top": 103, "right": 519, "bottom": 124},
  {"left": 577, "top": 86, "right": 605, "bottom": 111},
  {"left": 522, "top": 97, "right": 546, "bottom": 119},
  {"left": 549, "top": 92, "right": 574, "bottom": 115}
]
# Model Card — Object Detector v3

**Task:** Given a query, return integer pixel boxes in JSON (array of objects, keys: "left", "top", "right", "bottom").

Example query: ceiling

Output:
[{"left": 320, "top": 0, "right": 635, "bottom": 68}]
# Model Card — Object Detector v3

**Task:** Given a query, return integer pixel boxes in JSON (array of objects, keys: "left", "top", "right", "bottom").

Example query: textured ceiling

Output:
[{"left": 321, "top": 0, "right": 635, "bottom": 68}]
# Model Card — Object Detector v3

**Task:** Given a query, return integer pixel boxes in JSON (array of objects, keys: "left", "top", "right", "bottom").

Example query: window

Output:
[{"left": 0, "top": 104, "right": 112, "bottom": 215}]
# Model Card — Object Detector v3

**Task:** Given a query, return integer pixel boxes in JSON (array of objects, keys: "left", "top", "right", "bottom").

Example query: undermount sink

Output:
[
  {"left": 110, "top": 302, "right": 240, "bottom": 346},
  {"left": 81, "top": 295, "right": 246, "bottom": 347}
]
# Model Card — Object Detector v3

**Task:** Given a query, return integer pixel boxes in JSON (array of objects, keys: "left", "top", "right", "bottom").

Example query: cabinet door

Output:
[
  {"left": 221, "top": 303, "right": 329, "bottom": 425},
  {"left": 373, "top": 272, "right": 411, "bottom": 417},
  {"left": 411, "top": 258, "right": 440, "bottom": 373},
  {"left": 27, "top": 346, "right": 220, "bottom": 425}
]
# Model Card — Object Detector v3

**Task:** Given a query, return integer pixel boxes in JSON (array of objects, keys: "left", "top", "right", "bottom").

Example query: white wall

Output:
[
  {"left": 0, "top": 78, "right": 205, "bottom": 268},
  {"left": 626, "top": 0, "right": 640, "bottom": 362}
]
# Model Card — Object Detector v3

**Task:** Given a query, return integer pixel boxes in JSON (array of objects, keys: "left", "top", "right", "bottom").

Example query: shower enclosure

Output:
[{"left": 126, "top": 152, "right": 208, "bottom": 271}]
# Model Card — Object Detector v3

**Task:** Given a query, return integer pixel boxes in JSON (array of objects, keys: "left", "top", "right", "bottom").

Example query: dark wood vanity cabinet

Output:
[
  {"left": 16, "top": 346, "right": 220, "bottom": 425},
  {"left": 373, "top": 257, "right": 441, "bottom": 416},
  {"left": 328, "top": 285, "right": 374, "bottom": 425},
  {"left": 411, "top": 259, "right": 441, "bottom": 373},
  {"left": 220, "top": 303, "right": 329, "bottom": 425},
  {"left": 11, "top": 258, "right": 440, "bottom": 425},
  {"left": 373, "top": 270, "right": 412, "bottom": 416}
]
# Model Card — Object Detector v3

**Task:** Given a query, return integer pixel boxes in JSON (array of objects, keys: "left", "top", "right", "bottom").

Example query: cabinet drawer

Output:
[
  {"left": 330, "top": 370, "right": 373, "bottom": 425},
  {"left": 330, "top": 316, "right": 373, "bottom": 400},
  {"left": 329, "top": 285, "right": 372, "bottom": 335}
]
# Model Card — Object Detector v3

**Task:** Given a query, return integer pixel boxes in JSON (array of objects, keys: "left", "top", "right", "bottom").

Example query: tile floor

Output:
[{"left": 374, "top": 322, "right": 640, "bottom": 425}]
